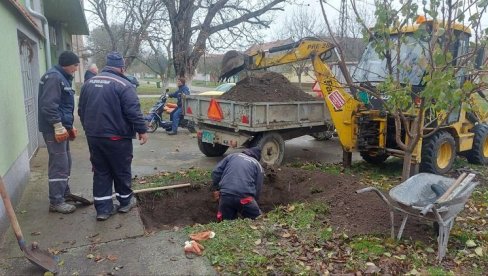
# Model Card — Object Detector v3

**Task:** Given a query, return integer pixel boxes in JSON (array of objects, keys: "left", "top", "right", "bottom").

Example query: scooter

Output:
[{"left": 145, "top": 89, "right": 196, "bottom": 133}]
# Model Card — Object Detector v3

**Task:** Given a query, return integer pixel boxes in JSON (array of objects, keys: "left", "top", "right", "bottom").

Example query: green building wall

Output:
[{"left": 0, "top": 5, "right": 30, "bottom": 176}]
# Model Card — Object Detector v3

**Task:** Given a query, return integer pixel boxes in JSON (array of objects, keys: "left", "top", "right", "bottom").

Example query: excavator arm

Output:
[{"left": 219, "top": 38, "right": 363, "bottom": 151}]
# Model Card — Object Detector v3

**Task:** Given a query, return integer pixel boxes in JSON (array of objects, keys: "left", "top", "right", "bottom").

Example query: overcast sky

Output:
[
  {"left": 267, "top": 0, "right": 374, "bottom": 40},
  {"left": 268, "top": 0, "right": 488, "bottom": 39}
]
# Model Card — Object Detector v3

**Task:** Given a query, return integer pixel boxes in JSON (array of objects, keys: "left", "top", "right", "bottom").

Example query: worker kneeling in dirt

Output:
[{"left": 211, "top": 147, "right": 264, "bottom": 221}]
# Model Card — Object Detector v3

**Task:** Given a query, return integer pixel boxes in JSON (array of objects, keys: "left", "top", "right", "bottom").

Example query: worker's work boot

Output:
[
  {"left": 118, "top": 197, "right": 137, "bottom": 213},
  {"left": 96, "top": 204, "right": 120, "bottom": 221},
  {"left": 49, "top": 202, "right": 76, "bottom": 214}
]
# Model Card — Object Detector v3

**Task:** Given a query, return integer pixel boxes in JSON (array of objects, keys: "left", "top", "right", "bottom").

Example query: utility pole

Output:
[{"left": 339, "top": 0, "right": 347, "bottom": 37}]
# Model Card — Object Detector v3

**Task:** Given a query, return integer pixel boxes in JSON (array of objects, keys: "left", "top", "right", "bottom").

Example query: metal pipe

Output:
[{"left": 25, "top": 1, "right": 51, "bottom": 68}]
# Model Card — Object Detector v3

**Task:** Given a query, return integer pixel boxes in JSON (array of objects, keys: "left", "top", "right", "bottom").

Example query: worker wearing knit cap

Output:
[
  {"left": 106, "top": 52, "right": 126, "bottom": 68},
  {"left": 38, "top": 51, "right": 81, "bottom": 214},
  {"left": 79, "top": 51, "right": 148, "bottom": 221}
]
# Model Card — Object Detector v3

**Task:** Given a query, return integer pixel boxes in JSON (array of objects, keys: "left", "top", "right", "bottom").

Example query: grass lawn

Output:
[{"left": 139, "top": 98, "right": 156, "bottom": 114}]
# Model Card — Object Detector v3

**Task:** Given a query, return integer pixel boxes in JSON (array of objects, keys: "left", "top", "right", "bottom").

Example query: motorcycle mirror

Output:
[{"left": 165, "top": 88, "right": 170, "bottom": 92}]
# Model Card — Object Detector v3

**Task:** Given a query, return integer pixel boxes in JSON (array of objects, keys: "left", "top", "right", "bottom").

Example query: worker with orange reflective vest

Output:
[{"left": 211, "top": 147, "right": 264, "bottom": 221}]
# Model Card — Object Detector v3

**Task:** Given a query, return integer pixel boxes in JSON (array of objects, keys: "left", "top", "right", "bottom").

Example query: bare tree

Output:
[
  {"left": 162, "top": 0, "right": 288, "bottom": 79},
  {"left": 86, "top": 0, "right": 166, "bottom": 68},
  {"left": 196, "top": 53, "right": 223, "bottom": 82},
  {"left": 329, "top": 1, "right": 374, "bottom": 38}
]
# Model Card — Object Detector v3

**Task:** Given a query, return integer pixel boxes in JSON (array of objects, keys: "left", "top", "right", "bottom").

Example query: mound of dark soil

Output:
[
  {"left": 138, "top": 166, "right": 434, "bottom": 242},
  {"left": 219, "top": 71, "right": 316, "bottom": 102}
]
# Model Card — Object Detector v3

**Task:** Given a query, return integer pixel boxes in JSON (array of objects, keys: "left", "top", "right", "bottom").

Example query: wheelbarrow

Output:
[{"left": 356, "top": 172, "right": 478, "bottom": 262}]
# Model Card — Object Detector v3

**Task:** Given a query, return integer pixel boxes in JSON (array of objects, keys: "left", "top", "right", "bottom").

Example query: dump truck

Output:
[
  {"left": 187, "top": 21, "right": 488, "bottom": 173},
  {"left": 184, "top": 94, "right": 334, "bottom": 165}
]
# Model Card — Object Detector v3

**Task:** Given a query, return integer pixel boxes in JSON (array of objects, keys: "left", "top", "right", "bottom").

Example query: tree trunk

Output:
[{"left": 401, "top": 151, "right": 413, "bottom": 182}]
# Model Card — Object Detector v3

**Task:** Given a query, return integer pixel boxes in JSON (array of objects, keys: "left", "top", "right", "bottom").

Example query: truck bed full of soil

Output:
[
  {"left": 219, "top": 71, "right": 316, "bottom": 102},
  {"left": 138, "top": 166, "right": 431, "bottom": 242}
]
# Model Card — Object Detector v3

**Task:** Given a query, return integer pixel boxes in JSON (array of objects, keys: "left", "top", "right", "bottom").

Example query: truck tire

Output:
[
  {"left": 420, "top": 131, "right": 456, "bottom": 174},
  {"left": 252, "top": 132, "right": 285, "bottom": 165},
  {"left": 466, "top": 123, "right": 488, "bottom": 164},
  {"left": 198, "top": 138, "right": 228, "bottom": 157},
  {"left": 311, "top": 131, "right": 333, "bottom": 141},
  {"left": 147, "top": 119, "right": 158, "bottom": 133},
  {"left": 186, "top": 121, "right": 197, "bottom": 133},
  {"left": 360, "top": 151, "right": 389, "bottom": 164}
]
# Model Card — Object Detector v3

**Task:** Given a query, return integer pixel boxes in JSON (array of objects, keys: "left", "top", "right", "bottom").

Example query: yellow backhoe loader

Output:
[{"left": 218, "top": 22, "right": 488, "bottom": 174}]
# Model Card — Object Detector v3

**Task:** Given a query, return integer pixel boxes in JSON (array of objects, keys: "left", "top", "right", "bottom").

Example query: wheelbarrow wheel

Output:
[
  {"left": 420, "top": 131, "right": 456, "bottom": 174},
  {"left": 466, "top": 123, "right": 488, "bottom": 165}
]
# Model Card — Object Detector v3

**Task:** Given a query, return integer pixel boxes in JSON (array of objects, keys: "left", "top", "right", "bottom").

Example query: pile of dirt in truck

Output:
[{"left": 219, "top": 71, "right": 316, "bottom": 102}]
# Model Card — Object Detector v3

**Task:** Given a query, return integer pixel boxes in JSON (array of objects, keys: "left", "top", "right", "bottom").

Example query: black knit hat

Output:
[{"left": 58, "top": 51, "right": 80, "bottom": 67}]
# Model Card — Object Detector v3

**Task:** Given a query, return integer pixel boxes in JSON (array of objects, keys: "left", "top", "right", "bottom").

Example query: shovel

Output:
[{"left": 0, "top": 176, "right": 58, "bottom": 273}]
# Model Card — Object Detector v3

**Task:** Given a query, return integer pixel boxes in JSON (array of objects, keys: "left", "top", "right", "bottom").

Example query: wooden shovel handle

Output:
[
  {"left": 421, "top": 172, "right": 467, "bottom": 216},
  {"left": 437, "top": 172, "right": 467, "bottom": 202},
  {"left": 0, "top": 176, "right": 25, "bottom": 248},
  {"left": 133, "top": 183, "right": 191, "bottom": 194}
]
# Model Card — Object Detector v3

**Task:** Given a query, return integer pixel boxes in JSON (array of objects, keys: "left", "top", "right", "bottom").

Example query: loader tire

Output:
[
  {"left": 198, "top": 138, "right": 228, "bottom": 157},
  {"left": 360, "top": 151, "right": 389, "bottom": 164},
  {"left": 252, "top": 132, "right": 285, "bottom": 166},
  {"left": 466, "top": 123, "right": 488, "bottom": 165},
  {"left": 420, "top": 131, "right": 456, "bottom": 174}
]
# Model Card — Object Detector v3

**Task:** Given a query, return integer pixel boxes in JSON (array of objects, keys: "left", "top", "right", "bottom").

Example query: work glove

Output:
[
  {"left": 190, "top": 230, "right": 215, "bottom": 241},
  {"left": 53, "top": 122, "right": 69, "bottom": 143},
  {"left": 184, "top": 240, "right": 204, "bottom": 256},
  {"left": 68, "top": 127, "right": 78, "bottom": 141}
]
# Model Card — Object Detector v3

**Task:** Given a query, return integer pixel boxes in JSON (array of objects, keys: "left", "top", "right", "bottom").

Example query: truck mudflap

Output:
[{"left": 198, "top": 128, "right": 253, "bottom": 148}]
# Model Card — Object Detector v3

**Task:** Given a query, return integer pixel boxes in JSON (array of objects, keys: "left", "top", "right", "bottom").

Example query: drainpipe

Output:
[{"left": 25, "top": 0, "right": 51, "bottom": 68}]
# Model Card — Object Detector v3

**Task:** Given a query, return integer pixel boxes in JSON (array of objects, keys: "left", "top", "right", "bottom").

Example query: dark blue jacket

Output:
[
  {"left": 84, "top": 70, "right": 96, "bottom": 82},
  {"left": 169, "top": 84, "right": 190, "bottom": 107},
  {"left": 78, "top": 67, "right": 147, "bottom": 138},
  {"left": 38, "top": 65, "right": 75, "bottom": 133},
  {"left": 211, "top": 150, "right": 264, "bottom": 200}
]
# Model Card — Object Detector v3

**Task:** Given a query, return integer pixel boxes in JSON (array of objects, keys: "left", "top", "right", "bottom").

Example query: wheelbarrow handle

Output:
[
  {"left": 420, "top": 203, "right": 434, "bottom": 216},
  {"left": 356, "top": 187, "right": 392, "bottom": 207}
]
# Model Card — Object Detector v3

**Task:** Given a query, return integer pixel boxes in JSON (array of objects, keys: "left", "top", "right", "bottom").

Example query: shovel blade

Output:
[{"left": 24, "top": 246, "right": 59, "bottom": 273}]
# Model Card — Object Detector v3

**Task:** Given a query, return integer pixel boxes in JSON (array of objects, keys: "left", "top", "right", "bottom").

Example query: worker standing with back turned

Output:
[{"left": 79, "top": 51, "right": 148, "bottom": 221}]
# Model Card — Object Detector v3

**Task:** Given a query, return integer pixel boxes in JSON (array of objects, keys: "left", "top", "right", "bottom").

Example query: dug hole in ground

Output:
[{"left": 137, "top": 165, "right": 432, "bottom": 242}]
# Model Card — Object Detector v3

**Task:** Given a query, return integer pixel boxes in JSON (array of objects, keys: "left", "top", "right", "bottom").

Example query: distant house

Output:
[{"left": 0, "top": 0, "right": 88, "bottom": 233}]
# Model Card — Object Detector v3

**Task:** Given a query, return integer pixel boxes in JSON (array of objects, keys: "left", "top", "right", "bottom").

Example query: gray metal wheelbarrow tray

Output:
[{"left": 356, "top": 172, "right": 478, "bottom": 262}]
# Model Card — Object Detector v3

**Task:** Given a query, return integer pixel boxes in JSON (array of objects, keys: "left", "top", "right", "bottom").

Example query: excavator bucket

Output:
[{"left": 219, "top": 50, "right": 248, "bottom": 82}]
